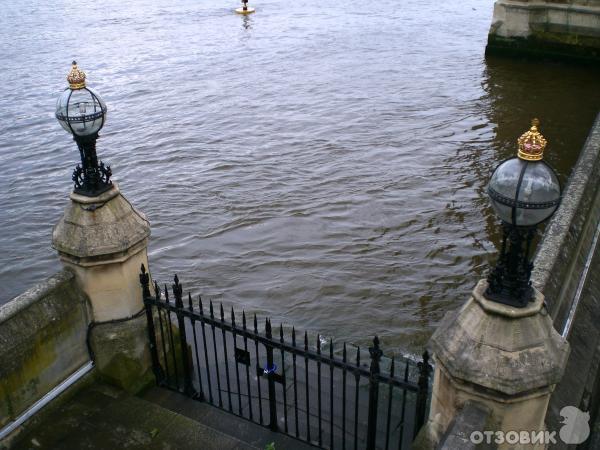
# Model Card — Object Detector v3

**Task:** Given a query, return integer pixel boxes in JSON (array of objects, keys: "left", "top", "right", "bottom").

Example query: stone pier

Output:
[
  {"left": 52, "top": 183, "right": 154, "bottom": 393},
  {"left": 415, "top": 280, "right": 569, "bottom": 449},
  {"left": 487, "top": 0, "right": 600, "bottom": 63}
]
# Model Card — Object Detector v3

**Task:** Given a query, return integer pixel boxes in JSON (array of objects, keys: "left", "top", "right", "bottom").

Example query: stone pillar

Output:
[
  {"left": 417, "top": 280, "right": 569, "bottom": 449},
  {"left": 486, "top": 0, "right": 600, "bottom": 63},
  {"left": 52, "top": 183, "right": 153, "bottom": 392}
]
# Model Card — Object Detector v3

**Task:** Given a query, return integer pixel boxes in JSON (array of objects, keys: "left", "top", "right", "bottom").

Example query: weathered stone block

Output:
[{"left": 88, "top": 313, "right": 155, "bottom": 394}]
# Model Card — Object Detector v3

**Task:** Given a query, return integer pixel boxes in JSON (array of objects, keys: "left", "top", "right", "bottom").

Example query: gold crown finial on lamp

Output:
[
  {"left": 67, "top": 61, "right": 86, "bottom": 89},
  {"left": 517, "top": 118, "right": 547, "bottom": 161}
]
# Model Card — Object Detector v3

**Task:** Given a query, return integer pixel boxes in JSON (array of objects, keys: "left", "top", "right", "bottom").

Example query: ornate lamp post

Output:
[
  {"left": 55, "top": 61, "right": 112, "bottom": 196},
  {"left": 52, "top": 62, "right": 153, "bottom": 391},
  {"left": 486, "top": 119, "right": 561, "bottom": 307},
  {"left": 420, "top": 120, "right": 569, "bottom": 450}
]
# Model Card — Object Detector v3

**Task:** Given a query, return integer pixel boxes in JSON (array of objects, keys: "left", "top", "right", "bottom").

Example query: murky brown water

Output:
[{"left": 0, "top": 0, "right": 599, "bottom": 355}]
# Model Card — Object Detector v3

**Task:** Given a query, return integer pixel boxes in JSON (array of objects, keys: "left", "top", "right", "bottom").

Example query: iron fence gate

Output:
[{"left": 140, "top": 265, "right": 432, "bottom": 450}]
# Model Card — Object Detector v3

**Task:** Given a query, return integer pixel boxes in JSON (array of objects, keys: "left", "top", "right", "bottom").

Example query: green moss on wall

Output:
[
  {"left": 532, "top": 30, "right": 600, "bottom": 49},
  {"left": 97, "top": 353, "right": 154, "bottom": 394},
  {"left": 1, "top": 383, "right": 14, "bottom": 427},
  {"left": 486, "top": 32, "right": 600, "bottom": 64},
  {"left": 1, "top": 336, "right": 56, "bottom": 393},
  {"left": 0, "top": 271, "right": 90, "bottom": 423},
  {"left": 93, "top": 324, "right": 191, "bottom": 395},
  {"left": 154, "top": 323, "right": 194, "bottom": 389},
  {"left": 89, "top": 313, "right": 157, "bottom": 395}
]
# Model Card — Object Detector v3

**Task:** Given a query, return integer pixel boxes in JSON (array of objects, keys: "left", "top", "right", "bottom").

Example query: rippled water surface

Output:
[{"left": 1, "top": 0, "right": 599, "bottom": 354}]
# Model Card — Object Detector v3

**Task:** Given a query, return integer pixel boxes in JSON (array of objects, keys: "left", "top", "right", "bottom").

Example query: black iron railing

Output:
[{"left": 140, "top": 265, "right": 432, "bottom": 450}]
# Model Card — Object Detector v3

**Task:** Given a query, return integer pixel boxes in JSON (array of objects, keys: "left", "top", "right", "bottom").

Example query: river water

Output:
[{"left": 0, "top": 0, "right": 599, "bottom": 354}]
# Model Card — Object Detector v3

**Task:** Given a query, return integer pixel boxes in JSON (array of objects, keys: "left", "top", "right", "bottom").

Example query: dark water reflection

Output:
[
  {"left": 0, "top": 0, "right": 598, "bottom": 355},
  {"left": 482, "top": 56, "right": 600, "bottom": 251}
]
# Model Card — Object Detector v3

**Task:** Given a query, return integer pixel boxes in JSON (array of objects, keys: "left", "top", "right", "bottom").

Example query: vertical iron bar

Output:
[
  {"left": 354, "top": 347, "right": 360, "bottom": 450},
  {"left": 254, "top": 315, "right": 264, "bottom": 425},
  {"left": 384, "top": 358, "right": 395, "bottom": 450},
  {"left": 317, "top": 335, "right": 322, "bottom": 447},
  {"left": 232, "top": 308, "right": 243, "bottom": 415},
  {"left": 397, "top": 362, "right": 409, "bottom": 450},
  {"left": 164, "top": 284, "right": 180, "bottom": 391},
  {"left": 210, "top": 301, "right": 222, "bottom": 407},
  {"left": 292, "top": 327, "right": 299, "bottom": 438},
  {"left": 140, "top": 265, "right": 162, "bottom": 383},
  {"left": 329, "top": 340, "right": 334, "bottom": 450},
  {"left": 342, "top": 343, "right": 347, "bottom": 450},
  {"left": 173, "top": 275, "right": 194, "bottom": 396},
  {"left": 280, "top": 324, "right": 288, "bottom": 433},
  {"left": 366, "top": 336, "right": 382, "bottom": 450},
  {"left": 304, "top": 331, "right": 311, "bottom": 442},
  {"left": 265, "top": 319, "right": 278, "bottom": 432},
  {"left": 243, "top": 312, "right": 253, "bottom": 420},
  {"left": 155, "top": 282, "right": 170, "bottom": 383},
  {"left": 414, "top": 351, "right": 431, "bottom": 437},
  {"left": 188, "top": 293, "right": 205, "bottom": 401},
  {"left": 199, "top": 297, "right": 213, "bottom": 403},
  {"left": 220, "top": 304, "right": 233, "bottom": 412}
]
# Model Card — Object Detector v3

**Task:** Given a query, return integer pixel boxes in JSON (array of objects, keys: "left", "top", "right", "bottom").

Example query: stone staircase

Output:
[
  {"left": 5, "top": 383, "right": 313, "bottom": 450},
  {"left": 142, "top": 387, "right": 315, "bottom": 450}
]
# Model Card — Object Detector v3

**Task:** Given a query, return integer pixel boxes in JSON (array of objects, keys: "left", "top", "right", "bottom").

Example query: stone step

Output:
[
  {"left": 142, "top": 386, "right": 315, "bottom": 450},
  {"left": 7, "top": 383, "right": 259, "bottom": 450}
]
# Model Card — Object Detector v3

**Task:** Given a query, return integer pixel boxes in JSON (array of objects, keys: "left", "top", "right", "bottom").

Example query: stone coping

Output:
[
  {"left": 429, "top": 278, "right": 569, "bottom": 395},
  {"left": 497, "top": 0, "right": 600, "bottom": 15},
  {"left": 0, "top": 269, "right": 75, "bottom": 324},
  {"left": 69, "top": 184, "right": 120, "bottom": 205},
  {"left": 532, "top": 112, "right": 600, "bottom": 319},
  {"left": 53, "top": 185, "right": 151, "bottom": 260}
]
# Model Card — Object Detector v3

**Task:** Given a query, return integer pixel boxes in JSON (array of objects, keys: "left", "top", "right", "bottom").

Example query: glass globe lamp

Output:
[
  {"left": 55, "top": 61, "right": 112, "bottom": 196},
  {"left": 485, "top": 119, "right": 562, "bottom": 307}
]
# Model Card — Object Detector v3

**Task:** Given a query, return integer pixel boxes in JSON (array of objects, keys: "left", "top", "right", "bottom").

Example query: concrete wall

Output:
[
  {"left": 533, "top": 113, "right": 600, "bottom": 448},
  {"left": 0, "top": 269, "right": 91, "bottom": 429},
  {"left": 487, "top": 0, "right": 600, "bottom": 63}
]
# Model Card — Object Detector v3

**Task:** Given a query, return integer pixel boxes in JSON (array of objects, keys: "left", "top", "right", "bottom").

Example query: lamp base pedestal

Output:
[
  {"left": 484, "top": 285, "right": 533, "bottom": 308},
  {"left": 52, "top": 183, "right": 154, "bottom": 393},
  {"left": 419, "top": 280, "right": 569, "bottom": 449}
]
